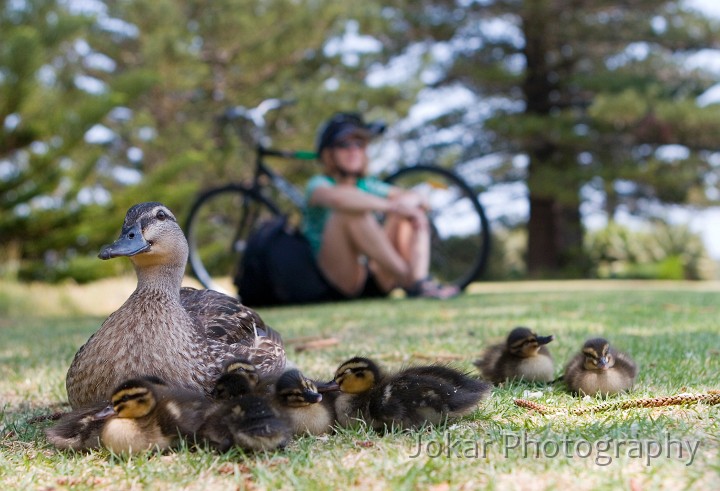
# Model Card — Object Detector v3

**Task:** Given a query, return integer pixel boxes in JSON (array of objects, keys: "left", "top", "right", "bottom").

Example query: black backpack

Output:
[{"left": 235, "top": 216, "right": 341, "bottom": 306}]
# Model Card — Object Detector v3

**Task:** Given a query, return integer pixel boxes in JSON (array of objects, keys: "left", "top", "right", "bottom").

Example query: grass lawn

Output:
[{"left": 1, "top": 279, "right": 719, "bottom": 490}]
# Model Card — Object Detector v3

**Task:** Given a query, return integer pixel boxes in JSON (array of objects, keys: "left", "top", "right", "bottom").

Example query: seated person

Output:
[{"left": 303, "top": 113, "right": 459, "bottom": 299}]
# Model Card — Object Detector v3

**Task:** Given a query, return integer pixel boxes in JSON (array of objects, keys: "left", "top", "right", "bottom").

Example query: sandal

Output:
[{"left": 405, "top": 277, "right": 460, "bottom": 300}]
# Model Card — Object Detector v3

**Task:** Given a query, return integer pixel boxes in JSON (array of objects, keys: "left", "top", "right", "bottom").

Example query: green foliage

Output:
[
  {"left": 586, "top": 221, "right": 716, "bottom": 280},
  {"left": 0, "top": 0, "right": 157, "bottom": 280},
  {"left": 0, "top": 0, "right": 410, "bottom": 281},
  {"left": 17, "top": 253, "right": 130, "bottom": 284},
  {"left": 483, "top": 227, "right": 528, "bottom": 281},
  {"left": 380, "top": 0, "right": 720, "bottom": 275},
  {"left": 3, "top": 0, "right": 720, "bottom": 282}
]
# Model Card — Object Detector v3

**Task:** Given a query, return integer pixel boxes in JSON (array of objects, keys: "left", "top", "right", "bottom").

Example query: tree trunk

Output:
[
  {"left": 521, "top": 2, "right": 586, "bottom": 277},
  {"left": 527, "top": 194, "right": 557, "bottom": 274},
  {"left": 525, "top": 148, "right": 587, "bottom": 277}
]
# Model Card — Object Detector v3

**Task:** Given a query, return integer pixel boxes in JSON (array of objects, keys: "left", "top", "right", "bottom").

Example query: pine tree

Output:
[
  {"left": 0, "top": 0, "right": 154, "bottom": 279},
  {"left": 376, "top": 0, "right": 720, "bottom": 276}
]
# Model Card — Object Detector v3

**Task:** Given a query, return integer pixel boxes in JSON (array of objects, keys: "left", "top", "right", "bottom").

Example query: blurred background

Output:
[{"left": 2, "top": 0, "right": 720, "bottom": 285}]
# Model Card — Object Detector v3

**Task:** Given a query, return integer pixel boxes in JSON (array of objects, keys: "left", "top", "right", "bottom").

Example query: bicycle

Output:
[{"left": 185, "top": 99, "right": 491, "bottom": 297}]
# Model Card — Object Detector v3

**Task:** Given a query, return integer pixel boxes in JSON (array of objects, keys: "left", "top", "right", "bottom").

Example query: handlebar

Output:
[
  {"left": 218, "top": 98, "right": 386, "bottom": 150},
  {"left": 218, "top": 98, "right": 296, "bottom": 147},
  {"left": 220, "top": 98, "right": 296, "bottom": 127}
]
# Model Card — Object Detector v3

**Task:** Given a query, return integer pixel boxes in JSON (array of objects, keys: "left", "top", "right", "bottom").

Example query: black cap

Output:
[{"left": 315, "top": 112, "right": 385, "bottom": 155}]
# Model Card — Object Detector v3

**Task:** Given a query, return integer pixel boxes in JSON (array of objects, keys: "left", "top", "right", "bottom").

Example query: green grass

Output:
[{"left": 1, "top": 281, "right": 719, "bottom": 490}]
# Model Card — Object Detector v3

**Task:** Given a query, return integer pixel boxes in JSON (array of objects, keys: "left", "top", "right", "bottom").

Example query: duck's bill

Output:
[
  {"left": 317, "top": 381, "right": 340, "bottom": 393},
  {"left": 304, "top": 391, "right": 323, "bottom": 403},
  {"left": 536, "top": 335, "right": 554, "bottom": 345},
  {"left": 98, "top": 223, "right": 150, "bottom": 260},
  {"left": 93, "top": 404, "right": 117, "bottom": 420}
]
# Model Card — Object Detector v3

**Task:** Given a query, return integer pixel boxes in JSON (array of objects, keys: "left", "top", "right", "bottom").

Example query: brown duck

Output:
[{"left": 65, "top": 202, "right": 286, "bottom": 408}]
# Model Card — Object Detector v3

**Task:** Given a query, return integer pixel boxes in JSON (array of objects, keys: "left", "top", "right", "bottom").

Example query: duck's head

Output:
[
  {"left": 98, "top": 202, "right": 187, "bottom": 268},
  {"left": 333, "top": 357, "right": 381, "bottom": 394},
  {"left": 96, "top": 378, "right": 161, "bottom": 420},
  {"left": 581, "top": 338, "right": 615, "bottom": 371},
  {"left": 506, "top": 326, "right": 554, "bottom": 358},
  {"left": 276, "top": 369, "right": 323, "bottom": 407},
  {"left": 212, "top": 358, "right": 259, "bottom": 399}
]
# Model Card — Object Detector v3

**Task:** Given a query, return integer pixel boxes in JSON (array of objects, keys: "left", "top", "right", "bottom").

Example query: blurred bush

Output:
[
  {"left": 585, "top": 221, "right": 717, "bottom": 280},
  {"left": 17, "top": 253, "right": 131, "bottom": 284}
]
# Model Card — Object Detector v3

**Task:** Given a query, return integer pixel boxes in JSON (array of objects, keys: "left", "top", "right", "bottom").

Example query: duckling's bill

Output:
[
  {"left": 536, "top": 335, "right": 554, "bottom": 345},
  {"left": 93, "top": 404, "right": 117, "bottom": 420},
  {"left": 303, "top": 390, "right": 323, "bottom": 404},
  {"left": 317, "top": 381, "right": 340, "bottom": 393}
]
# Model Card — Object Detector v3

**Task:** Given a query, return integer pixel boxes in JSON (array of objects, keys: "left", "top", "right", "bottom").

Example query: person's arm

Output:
[
  {"left": 309, "top": 184, "right": 395, "bottom": 214},
  {"left": 309, "top": 183, "right": 426, "bottom": 225},
  {"left": 387, "top": 187, "right": 430, "bottom": 211}
]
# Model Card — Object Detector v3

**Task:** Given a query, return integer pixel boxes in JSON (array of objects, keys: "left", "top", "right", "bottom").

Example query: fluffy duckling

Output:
[
  {"left": 474, "top": 326, "right": 555, "bottom": 384},
  {"left": 66, "top": 202, "right": 286, "bottom": 409},
  {"left": 211, "top": 358, "right": 260, "bottom": 400},
  {"left": 99, "top": 376, "right": 208, "bottom": 454},
  {"left": 564, "top": 338, "right": 638, "bottom": 397},
  {"left": 333, "top": 357, "right": 490, "bottom": 431},
  {"left": 274, "top": 369, "right": 337, "bottom": 436},
  {"left": 45, "top": 403, "right": 112, "bottom": 451},
  {"left": 200, "top": 360, "right": 291, "bottom": 452}
]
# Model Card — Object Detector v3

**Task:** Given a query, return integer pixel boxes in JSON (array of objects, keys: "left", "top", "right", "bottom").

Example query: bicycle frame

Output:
[{"left": 254, "top": 145, "right": 315, "bottom": 208}]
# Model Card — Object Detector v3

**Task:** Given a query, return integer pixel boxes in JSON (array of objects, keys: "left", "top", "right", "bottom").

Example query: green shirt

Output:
[{"left": 302, "top": 175, "right": 392, "bottom": 255}]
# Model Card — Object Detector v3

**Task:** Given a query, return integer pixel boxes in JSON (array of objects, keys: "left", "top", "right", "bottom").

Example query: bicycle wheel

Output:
[
  {"left": 185, "top": 184, "right": 281, "bottom": 295},
  {"left": 384, "top": 165, "right": 490, "bottom": 290}
]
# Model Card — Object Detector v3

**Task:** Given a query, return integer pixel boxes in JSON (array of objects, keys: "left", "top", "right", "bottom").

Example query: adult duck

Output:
[{"left": 65, "top": 202, "right": 286, "bottom": 408}]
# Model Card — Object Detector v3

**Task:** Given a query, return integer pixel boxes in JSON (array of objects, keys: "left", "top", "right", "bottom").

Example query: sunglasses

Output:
[{"left": 332, "top": 140, "right": 367, "bottom": 150}]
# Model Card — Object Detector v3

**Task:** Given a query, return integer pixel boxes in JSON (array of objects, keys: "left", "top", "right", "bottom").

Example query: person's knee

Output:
[{"left": 413, "top": 210, "right": 429, "bottom": 231}]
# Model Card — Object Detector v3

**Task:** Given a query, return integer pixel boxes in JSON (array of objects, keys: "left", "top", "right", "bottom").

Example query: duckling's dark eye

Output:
[{"left": 156, "top": 210, "right": 167, "bottom": 220}]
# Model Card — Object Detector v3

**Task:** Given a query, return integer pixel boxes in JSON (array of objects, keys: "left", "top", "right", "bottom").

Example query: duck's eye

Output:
[{"left": 156, "top": 210, "right": 167, "bottom": 220}]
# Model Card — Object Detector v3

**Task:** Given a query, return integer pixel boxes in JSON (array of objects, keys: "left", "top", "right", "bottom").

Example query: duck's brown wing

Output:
[
  {"left": 180, "top": 288, "right": 262, "bottom": 341},
  {"left": 180, "top": 287, "right": 286, "bottom": 377}
]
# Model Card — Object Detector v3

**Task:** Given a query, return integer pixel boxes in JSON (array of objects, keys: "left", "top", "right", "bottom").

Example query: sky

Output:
[{"left": 688, "top": 0, "right": 720, "bottom": 18}]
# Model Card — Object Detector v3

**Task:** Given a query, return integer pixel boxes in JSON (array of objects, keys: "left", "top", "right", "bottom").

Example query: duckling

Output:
[
  {"left": 211, "top": 357, "right": 261, "bottom": 400},
  {"left": 274, "top": 369, "right": 336, "bottom": 436},
  {"left": 45, "top": 403, "right": 112, "bottom": 451},
  {"left": 333, "top": 357, "right": 490, "bottom": 431},
  {"left": 474, "top": 326, "right": 555, "bottom": 384},
  {"left": 564, "top": 338, "right": 638, "bottom": 397},
  {"left": 99, "top": 376, "right": 209, "bottom": 454},
  {"left": 66, "top": 202, "right": 286, "bottom": 409},
  {"left": 200, "top": 360, "right": 291, "bottom": 452}
]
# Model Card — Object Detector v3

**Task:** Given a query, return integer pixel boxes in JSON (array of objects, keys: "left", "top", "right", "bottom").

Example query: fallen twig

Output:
[{"left": 294, "top": 337, "right": 340, "bottom": 352}]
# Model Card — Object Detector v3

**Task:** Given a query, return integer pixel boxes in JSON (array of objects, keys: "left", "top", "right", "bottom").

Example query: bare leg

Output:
[
  {"left": 379, "top": 211, "right": 458, "bottom": 299},
  {"left": 317, "top": 211, "right": 415, "bottom": 296},
  {"left": 383, "top": 212, "right": 430, "bottom": 281}
]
